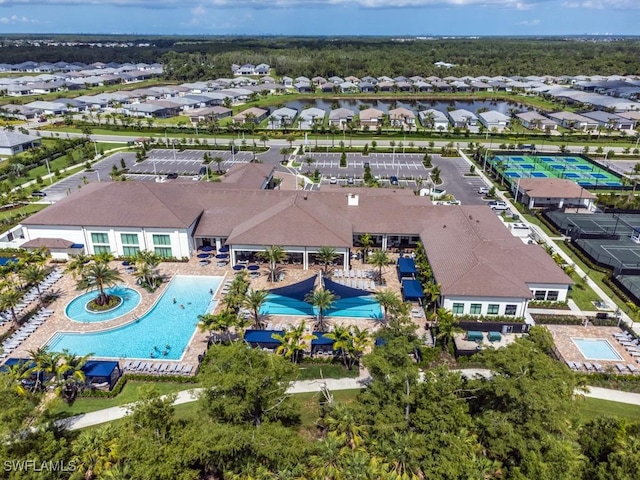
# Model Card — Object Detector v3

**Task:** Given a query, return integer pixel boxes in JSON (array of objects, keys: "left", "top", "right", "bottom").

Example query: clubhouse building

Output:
[{"left": 18, "top": 179, "right": 571, "bottom": 319}]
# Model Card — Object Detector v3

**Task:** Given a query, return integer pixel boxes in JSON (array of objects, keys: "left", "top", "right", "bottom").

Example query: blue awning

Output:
[
  {"left": 82, "top": 360, "right": 119, "bottom": 377},
  {"left": 245, "top": 329, "right": 285, "bottom": 345},
  {"left": 402, "top": 279, "right": 424, "bottom": 301},
  {"left": 397, "top": 257, "right": 417, "bottom": 276},
  {"left": 312, "top": 332, "right": 334, "bottom": 345},
  {"left": 70, "top": 243, "right": 84, "bottom": 249},
  {"left": 268, "top": 276, "right": 317, "bottom": 301}
]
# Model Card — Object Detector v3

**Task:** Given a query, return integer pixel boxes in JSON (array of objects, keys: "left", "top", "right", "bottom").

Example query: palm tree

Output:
[
  {"left": 72, "top": 425, "right": 120, "bottom": 480},
  {"left": 279, "top": 147, "right": 290, "bottom": 164},
  {"left": 4, "top": 361, "right": 35, "bottom": 396},
  {"left": 374, "top": 290, "right": 401, "bottom": 327},
  {"left": 273, "top": 321, "right": 316, "bottom": 363},
  {"left": 77, "top": 263, "right": 123, "bottom": 306},
  {"left": 324, "top": 404, "right": 366, "bottom": 451},
  {"left": 368, "top": 250, "right": 390, "bottom": 285},
  {"left": 305, "top": 288, "right": 338, "bottom": 332},
  {"left": 55, "top": 349, "right": 91, "bottom": 405},
  {"left": 28, "top": 346, "right": 60, "bottom": 391},
  {"left": 316, "top": 246, "right": 337, "bottom": 276},
  {"left": 65, "top": 253, "right": 91, "bottom": 280},
  {"left": 433, "top": 308, "right": 462, "bottom": 350},
  {"left": 259, "top": 133, "right": 270, "bottom": 148},
  {"left": 212, "top": 156, "right": 224, "bottom": 173},
  {"left": 19, "top": 264, "right": 48, "bottom": 307},
  {"left": 0, "top": 288, "right": 22, "bottom": 325},
  {"left": 350, "top": 326, "right": 370, "bottom": 369},
  {"left": 423, "top": 281, "right": 441, "bottom": 313},
  {"left": 198, "top": 311, "right": 237, "bottom": 343},
  {"left": 325, "top": 324, "right": 353, "bottom": 369},
  {"left": 359, "top": 233, "right": 373, "bottom": 263},
  {"left": 93, "top": 251, "right": 114, "bottom": 265},
  {"left": 242, "top": 289, "right": 269, "bottom": 329},
  {"left": 304, "top": 155, "right": 315, "bottom": 173},
  {"left": 258, "top": 245, "right": 287, "bottom": 283}
]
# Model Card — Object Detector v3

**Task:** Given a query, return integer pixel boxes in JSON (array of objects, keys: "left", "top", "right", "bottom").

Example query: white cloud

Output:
[
  {"left": 0, "top": 0, "right": 548, "bottom": 8},
  {"left": 519, "top": 18, "right": 540, "bottom": 25},
  {"left": 0, "top": 14, "right": 35, "bottom": 23},
  {"left": 562, "top": 0, "right": 640, "bottom": 8}
]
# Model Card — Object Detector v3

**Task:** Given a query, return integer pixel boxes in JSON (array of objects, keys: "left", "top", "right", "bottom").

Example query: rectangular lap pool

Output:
[
  {"left": 572, "top": 338, "right": 622, "bottom": 361},
  {"left": 47, "top": 275, "right": 222, "bottom": 360}
]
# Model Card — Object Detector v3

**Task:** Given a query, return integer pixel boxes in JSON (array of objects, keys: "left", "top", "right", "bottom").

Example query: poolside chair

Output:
[
  {"left": 174, "top": 365, "right": 184, "bottom": 374},
  {"left": 593, "top": 363, "right": 604, "bottom": 373},
  {"left": 573, "top": 362, "right": 584, "bottom": 371},
  {"left": 181, "top": 365, "right": 193, "bottom": 376},
  {"left": 130, "top": 360, "right": 141, "bottom": 371},
  {"left": 565, "top": 360, "right": 575, "bottom": 370},
  {"left": 616, "top": 363, "right": 627, "bottom": 373},
  {"left": 628, "top": 364, "right": 639, "bottom": 374},
  {"left": 584, "top": 362, "right": 594, "bottom": 372}
]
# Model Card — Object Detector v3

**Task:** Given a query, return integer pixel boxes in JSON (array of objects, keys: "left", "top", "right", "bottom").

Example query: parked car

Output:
[
  {"left": 347, "top": 177, "right": 355, "bottom": 185},
  {"left": 166, "top": 173, "right": 178, "bottom": 180},
  {"left": 31, "top": 190, "right": 46, "bottom": 197},
  {"left": 478, "top": 187, "right": 490, "bottom": 195},
  {"left": 329, "top": 176, "right": 338, "bottom": 184},
  {"left": 488, "top": 200, "right": 508, "bottom": 211},
  {"left": 389, "top": 175, "right": 399, "bottom": 185}
]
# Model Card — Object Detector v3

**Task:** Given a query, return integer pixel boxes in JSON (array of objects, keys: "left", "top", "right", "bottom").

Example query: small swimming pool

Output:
[
  {"left": 573, "top": 338, "right": 622, "bottom": 361},
  {"left": 48, "top": 275, "right": 222, "bottom": 360},
  {"left": 259, "top": 294, "right": 382, "bottom": 319},
  {"left": 65, "top": 286, "right": 141, "bottom": 323}
]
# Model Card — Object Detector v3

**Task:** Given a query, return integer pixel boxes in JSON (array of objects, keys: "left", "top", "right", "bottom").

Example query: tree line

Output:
[{"left": 3, "top": 321, "right": 640, "bottom": 479}]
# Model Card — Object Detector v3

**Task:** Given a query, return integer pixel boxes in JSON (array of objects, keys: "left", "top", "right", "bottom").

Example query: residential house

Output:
[
  {"left": 478, "top": 111, "right": 511, "bottom": 132},
  {"left": 267, "top": 107, "right": 297, "bottom": 129},
  {"left": 329, "top": 108, "right": 355, "bottom": 129},
  {"left": 419, "top": 109, "right": 449, "bottom": 131},
  {"left": 298, "top": 108, "right": 326, "bottom": 130},
  {"left": 548, "top": 111, "right": 599, "bottom": 131},
  {"left": 232, "top": 107, "right": 268, "bottom": 124},
  {"left": 581, "top": 111, "right": 635, "bottom": 131},
  {"left": 388, "top": 107, "right": 416, "bottom": 129},
  {"left": 516, "top": 111, "right": 558, "bottom": 131},
  {"left": 0, "top": 129, "right": 41, "bottom": 156},
  {"left": 447, "top": 109, "right": 480, "bottom": 132},
  {"left": 358, "top": 108, "right": 385, "bottom": 128}
]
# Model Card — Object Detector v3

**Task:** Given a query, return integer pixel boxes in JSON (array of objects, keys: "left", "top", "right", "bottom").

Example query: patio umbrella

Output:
[
  {"left": 201, "top": 245, "right": 214, "bottom": 252},
  {"left": 215, "top": 253, "right": 229, "bottom": 259},
  {"left": 197, "top": 253, "right": 210, "bottom": 258},
  {"left": 247, "top": 265, "right": 260, "bottom": 271},
  {"left": 233, "top": 265, "right": 245, "bottom": 271},
  {"left": 219, "top": 246, "right": 229, "bottom": 253}
]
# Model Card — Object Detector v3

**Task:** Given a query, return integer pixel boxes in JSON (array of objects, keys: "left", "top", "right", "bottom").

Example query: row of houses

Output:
[
  {"left": 0, "top": 63, "right": 163, "bottom": 97},
  {"left": 0, "top": 61, "right": 160, "bottom": 73}
]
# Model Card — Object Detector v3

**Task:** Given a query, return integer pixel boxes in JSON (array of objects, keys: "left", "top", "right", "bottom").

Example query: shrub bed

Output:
[
  {"left": 532, "top": 314, "right": 584, "bottom": 325},
  {"left": 87, "top": 295, "right": 122, "bottom": 312},
  {"left": 528, "top": 300, "right": 570, "bottom": 310}
]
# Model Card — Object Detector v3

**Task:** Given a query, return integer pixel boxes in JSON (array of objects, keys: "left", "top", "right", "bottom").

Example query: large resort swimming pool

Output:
[{"left": 47, "top": 275, "right": 222, "bottom": 360}]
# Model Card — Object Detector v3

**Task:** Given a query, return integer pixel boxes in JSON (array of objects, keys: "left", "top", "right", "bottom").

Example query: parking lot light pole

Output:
[{"left": 45, "top": 158, "right": 52, "bottom": 184}]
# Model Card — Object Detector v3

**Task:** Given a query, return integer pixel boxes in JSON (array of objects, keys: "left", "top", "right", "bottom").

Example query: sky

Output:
[{"left": 0, "top": 0, "right": 638, "bottom": 36}]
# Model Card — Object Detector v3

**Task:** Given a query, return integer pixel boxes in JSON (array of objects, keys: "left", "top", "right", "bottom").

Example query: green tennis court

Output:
[{"left": 492, "top": 154, "right": 623, "bottom": 188}]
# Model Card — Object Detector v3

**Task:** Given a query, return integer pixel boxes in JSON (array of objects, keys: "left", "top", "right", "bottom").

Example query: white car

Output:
[
  {"left": 488, "top": 201, "right": 508, "bottom": 211},
  {"left": 329, "top": 176, "right": 338, "bottom": 184},
  {"left": 478, "top": 187, "right": 490, "bottom": 195}
]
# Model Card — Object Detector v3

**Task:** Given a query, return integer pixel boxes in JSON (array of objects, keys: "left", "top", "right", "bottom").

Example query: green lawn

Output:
[
  {"left": 568, "top": 272, "right": 601, "bottom": 311},
  {"left": 576, "top": 397, "right": 640, "bottom": 424},
  {"left": 0, "top": 203, "right": 47, "bottom": 221},
  {"left": 46, "top": 380, "right": 198, "bottom": 418},
  {"left": 295, "top": 389, "right": 361, "bottom": 429}
]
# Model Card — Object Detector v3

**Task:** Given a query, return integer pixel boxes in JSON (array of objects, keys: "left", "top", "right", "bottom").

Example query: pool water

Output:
[
  {"left": 48, "top": 275, "right": 222, "bottom": 360},
  {"left": 65, "top": 286, "right": 141, "bottom": 322},
  {"left": 572, "top": 338, "right": 622, "bottom": 361},
  {"left": 260, "top": 294, "right": 382, "bottom": 319}
]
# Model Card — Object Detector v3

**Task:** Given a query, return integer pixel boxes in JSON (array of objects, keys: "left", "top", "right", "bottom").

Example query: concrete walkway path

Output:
[{"left": 55, "top": 369, "right": 640, "bottom": 431}]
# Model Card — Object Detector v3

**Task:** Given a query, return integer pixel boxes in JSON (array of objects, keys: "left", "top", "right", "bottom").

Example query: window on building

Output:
[
  {"left": 534, "top": 290, "right": 546, "bottom": 300},
  {"left": 154, "top": 247, "right": 173, "bottom": 258},
  {"left": 152, "top": 234, "right": 171, "bottom": 246},
  {"left": 452, "top": 303, "right": 464, "bottom": 315},
  {"left": 91, "top": 232, "right": 109, "bottom": 244},
  {"left": 487, "top": 304, "right": 499, "bottom": 315},
  {"left": 121, "top": 233, "right": 139, "bottom": 245},
  {"left": 546, "top": 291, "right": 559, "bottom": 301},
  {"left": 90, "top": 232, "right": 110, "bottom": 254},
  {"left": 122, "top": 246, "right": 140, "bottom": 257},
  {"left": 505, "top": 304, "right": 518, "bottom": 316},
  {"left": 470, "top": 304, "right": 482, "bottom": 315}
]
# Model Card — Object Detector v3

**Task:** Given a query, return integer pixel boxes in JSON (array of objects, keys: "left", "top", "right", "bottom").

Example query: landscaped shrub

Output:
[
  {"left": 532, "top": 314, "right": 584, "bottom": 325},
  {"left": 528, "top": 300, "right": 570, "bottom": 310}
]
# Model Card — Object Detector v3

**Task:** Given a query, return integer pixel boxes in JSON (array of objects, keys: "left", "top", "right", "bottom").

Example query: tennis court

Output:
[
  {"left": 546, "top": 211, "right": 635, "bottom": 237},
  {"left": 492, "top": 154, "right": 622, "bottom": 188}
]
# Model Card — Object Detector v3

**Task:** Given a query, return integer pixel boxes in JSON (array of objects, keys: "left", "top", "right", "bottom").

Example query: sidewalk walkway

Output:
[{"left": 55, "top": 369, "right": 640, "bottom": 431}]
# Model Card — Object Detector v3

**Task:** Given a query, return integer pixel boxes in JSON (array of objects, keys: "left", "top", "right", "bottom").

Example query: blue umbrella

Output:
[
  {"left": 215, "top": 253, "right": 229, "bottom": 259},
  {"left": 219, "top": 245, "right": 229, "bottom": 253},
  {"left": 247, "top": 265, "right": 260, "bottom": 271},
  {"left": 197, "top": 253, "right": 210, "bottom": 258},
  {"left": 201, "top": 245, "right": 214, "bottom": 252},
  {"left": 233, "top": 264, "right": 245, "bottom": 271}
]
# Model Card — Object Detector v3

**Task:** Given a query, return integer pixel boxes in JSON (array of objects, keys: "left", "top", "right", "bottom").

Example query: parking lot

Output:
[
  {"left": 128, "top": 149, "right": 254, "bottom": 176},
  {"left": 295, "top": 152, "right": 487, "bottom": 205}
]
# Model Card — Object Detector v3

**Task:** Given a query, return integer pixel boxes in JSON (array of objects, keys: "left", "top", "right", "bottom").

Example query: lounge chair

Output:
[
  {"left": 593, "top": 363, "right": 604, "bottom": 372},
  {"left": 565, "top": 360, "right": 575, "bottom": 369},
  {"left": 628, "top": 364, "right": 639, "bottom": 374},
  {"left": 584, "top": 362, "right": 594, "bottom": 372},
  {"left": 181, "top": 365, "right": 193, "bottom": 376},
  {"left": 616, "top": 363, "right": 627, "bottom": 373},
  {"left": 130, "top": 360, "right": 141, "bottom": 371},
  {"left": 573, "top": 362, "right": 584, "bottom": 371},
  {"left": 158, "top": 363, "right": 168, "bottom": 373}
]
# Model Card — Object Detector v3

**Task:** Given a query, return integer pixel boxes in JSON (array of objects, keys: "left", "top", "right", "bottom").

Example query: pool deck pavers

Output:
[{"left": 3, "top": 254, "right": 419, "bottom": 371}]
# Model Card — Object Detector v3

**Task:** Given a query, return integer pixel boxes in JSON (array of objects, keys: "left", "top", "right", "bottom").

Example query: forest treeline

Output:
[
  {"left": 1, "top": 36, "right": 640, "bottom": 79},
  {"left": 3, "top": 325, "right": 640, "bottom": 479}
]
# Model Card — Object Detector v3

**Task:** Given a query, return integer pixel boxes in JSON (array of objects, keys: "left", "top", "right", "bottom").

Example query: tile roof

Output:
[{"left": 517, "top": 178, "right": 597, "bottom": 200}]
